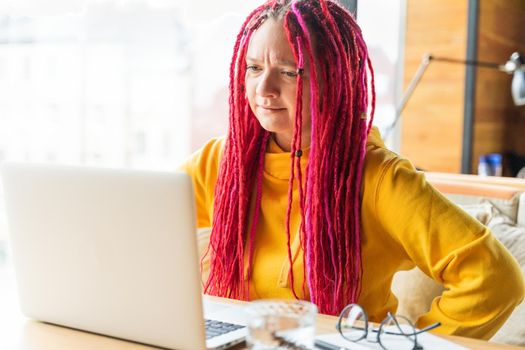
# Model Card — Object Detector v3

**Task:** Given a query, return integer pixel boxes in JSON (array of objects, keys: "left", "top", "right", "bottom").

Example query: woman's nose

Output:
[{"left": 256, "top": 72, "right": 279, "bottom": 98}]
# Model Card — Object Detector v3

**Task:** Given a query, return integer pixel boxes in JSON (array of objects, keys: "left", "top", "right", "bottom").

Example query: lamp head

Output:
[{"left": 506, "top": 52, "right": 525, "bottom": 106}]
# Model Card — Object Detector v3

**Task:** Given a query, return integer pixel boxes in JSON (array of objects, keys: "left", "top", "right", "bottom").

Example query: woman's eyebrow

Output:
[{"left": 245, "top": 56, "right": 297, "bottom": 68}]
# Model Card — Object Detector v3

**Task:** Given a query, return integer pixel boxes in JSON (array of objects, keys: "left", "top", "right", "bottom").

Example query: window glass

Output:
[
  {"left": 0, "top": 0, "right": 259, "bottom": 263},
  {"left": 357, "top": 0, "right": 405, "bottom": 150}
]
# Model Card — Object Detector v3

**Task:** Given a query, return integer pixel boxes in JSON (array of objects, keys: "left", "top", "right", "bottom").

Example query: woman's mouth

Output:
[{"left": 257, "top": 106, "right": 286, "bottom": 113}]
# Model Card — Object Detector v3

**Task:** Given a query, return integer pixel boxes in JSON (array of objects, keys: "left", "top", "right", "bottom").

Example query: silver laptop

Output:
[{"left": 0, "top": 162, "right": 247, "bottom": 350}]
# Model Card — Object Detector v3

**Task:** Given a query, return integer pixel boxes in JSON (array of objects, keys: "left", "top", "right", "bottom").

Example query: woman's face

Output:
[{"left": 245, "top": 18, "right": 311, "bottom": 152}]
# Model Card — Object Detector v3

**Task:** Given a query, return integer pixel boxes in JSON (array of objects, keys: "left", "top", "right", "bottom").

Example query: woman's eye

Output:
[
  {"left": 246, "top": 65, "right": 261, "bottom": 72},
  {"left": 282, "top": 71, "right": 298, "bottom": 78}
]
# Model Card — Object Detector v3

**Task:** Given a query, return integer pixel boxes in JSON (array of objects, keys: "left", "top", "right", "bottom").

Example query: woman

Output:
[{"left": 181, "top": 0, "right": 524, "bottom": 339}]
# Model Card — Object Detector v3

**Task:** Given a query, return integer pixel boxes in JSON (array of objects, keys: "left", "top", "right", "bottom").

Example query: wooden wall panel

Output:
[
  {"left": 473, "top": 0, "right": 525, "bottom": 173},
  {"left": 401, "top": 0, "right": 468, "bottom": 173}
]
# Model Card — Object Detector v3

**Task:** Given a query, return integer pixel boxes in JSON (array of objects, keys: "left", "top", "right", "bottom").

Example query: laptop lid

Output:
[{"left": 0, "top": 162, "right": 226, "bottom": 350}]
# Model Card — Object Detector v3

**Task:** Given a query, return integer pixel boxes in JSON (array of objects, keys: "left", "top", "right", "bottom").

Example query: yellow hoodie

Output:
[{"left": 180, "top": 127, "right": 524, "bottom": 339}]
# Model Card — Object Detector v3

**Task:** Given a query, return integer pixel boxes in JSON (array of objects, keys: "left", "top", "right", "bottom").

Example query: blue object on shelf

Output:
[{"left": 478, "top": 153, "right": 502, "bottom": 176}]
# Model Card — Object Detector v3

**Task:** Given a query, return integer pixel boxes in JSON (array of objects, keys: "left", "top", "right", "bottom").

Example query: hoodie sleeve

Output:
[{"left": 374, "top": 156, "right": 525, "bottom": 339}]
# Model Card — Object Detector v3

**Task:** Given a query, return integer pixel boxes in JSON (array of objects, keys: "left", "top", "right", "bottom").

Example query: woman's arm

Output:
[{"left": 375, "top": 157, "right": 525, "bottom": 339}]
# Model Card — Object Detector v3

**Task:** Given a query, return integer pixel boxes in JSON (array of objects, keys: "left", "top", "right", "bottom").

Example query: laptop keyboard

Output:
[{"left": 205, "top": 319, "right": 245, "bottom": 339}]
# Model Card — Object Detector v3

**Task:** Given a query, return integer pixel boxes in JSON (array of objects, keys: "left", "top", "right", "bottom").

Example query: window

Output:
[
  {"left": 357, "top": 0, "right": 406, "bottom": 151},
  {"left": 0, "top": 0, "right": 260, "bottom": 265}
]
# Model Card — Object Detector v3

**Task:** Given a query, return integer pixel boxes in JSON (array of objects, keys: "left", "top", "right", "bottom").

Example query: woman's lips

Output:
[{"left": 257, "top": 105, "right": 286, "bottom": 113}]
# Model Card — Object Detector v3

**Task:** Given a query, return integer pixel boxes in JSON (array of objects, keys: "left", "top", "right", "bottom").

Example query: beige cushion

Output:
[
  {"left": 391, "top": 268, "right": 444, "bottom": 322},
  {"left": 488, "top": 212, "right": 525, "bottom": 346},
  {"left": 518, "top": 193, "right": 525, "bottom": 227},
  {"left": 458, "top": 202, "right": 493, "bottom": 225}
]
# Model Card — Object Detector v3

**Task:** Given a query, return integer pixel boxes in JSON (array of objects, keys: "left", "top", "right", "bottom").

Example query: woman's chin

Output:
[
  {"left": 259, "top": 124, "right": 289, "bottom": 136},
  {"left": 256, "top": 117, "right": 289, "bottom": 134}
]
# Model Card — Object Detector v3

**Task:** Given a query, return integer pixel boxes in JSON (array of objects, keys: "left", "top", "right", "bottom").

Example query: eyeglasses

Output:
[{"left": 334, "top": 304, "right": 441, "bottom": 350}]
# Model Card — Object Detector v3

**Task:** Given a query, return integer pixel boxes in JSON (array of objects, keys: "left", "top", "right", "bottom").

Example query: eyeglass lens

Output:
[
  {"left": 378, "top": 314, "right": 420, "bottom": 350},
  {"left": 338, "top": 304, "right": 368, "bottom": 342}
]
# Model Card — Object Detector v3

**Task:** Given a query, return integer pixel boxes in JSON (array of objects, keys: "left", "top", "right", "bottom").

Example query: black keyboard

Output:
[{"left": 205, "top": 319, "right": 245, "bottom": 339}]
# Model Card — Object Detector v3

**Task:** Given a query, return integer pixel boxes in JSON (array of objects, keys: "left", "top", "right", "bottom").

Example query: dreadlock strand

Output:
[{"left": 204, "top": 4, "right": 265, "bottom": 299}]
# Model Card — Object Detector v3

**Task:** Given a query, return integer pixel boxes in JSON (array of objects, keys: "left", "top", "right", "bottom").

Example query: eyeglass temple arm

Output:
[
  {"left": 414, "top": 321, "right": 442, "bottom": 335},
  {"left": 336, "top": 315, "right": 441, "bottom": 335},
  {"left": 371, "top": 321, "right": 441, "bottom": 336},
  {"left": 387, "top": 311, "right": 441, "bottom": 335}
]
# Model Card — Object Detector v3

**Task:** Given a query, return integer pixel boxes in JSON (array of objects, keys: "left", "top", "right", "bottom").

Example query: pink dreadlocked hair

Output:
[{"left": 202, "top": 0, "right": 376, "bottom": 316}]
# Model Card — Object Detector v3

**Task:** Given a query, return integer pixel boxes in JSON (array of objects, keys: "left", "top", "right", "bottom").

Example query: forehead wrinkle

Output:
[
  {"left": 246, "top": 37, "right": 297, "bottom": 67},
  {"left": 246, "top": 17, "right": 299, "bottom": 68}
]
